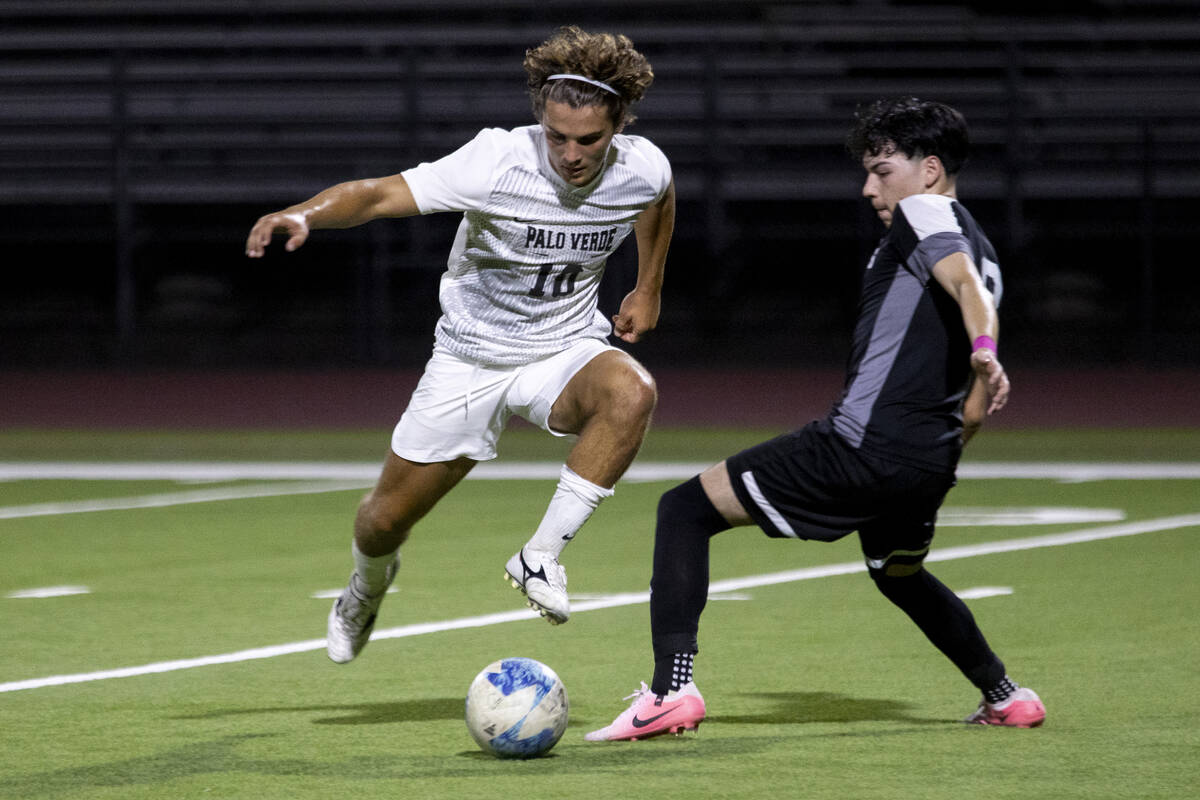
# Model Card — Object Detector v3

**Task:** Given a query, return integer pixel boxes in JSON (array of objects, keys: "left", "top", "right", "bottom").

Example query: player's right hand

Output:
[
  {"left": 244, "top": 210, "right": 310, "bottom": 258},
  {"left": 611, "top": 288, "right": 661, "bottom": 344}
]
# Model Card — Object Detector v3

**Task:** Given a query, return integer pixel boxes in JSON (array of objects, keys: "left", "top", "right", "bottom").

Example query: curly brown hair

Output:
[{"left": 523, "top": 26, "right": 654, "bottom": 129}]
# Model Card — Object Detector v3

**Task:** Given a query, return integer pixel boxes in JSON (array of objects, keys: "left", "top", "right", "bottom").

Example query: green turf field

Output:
[{"left": 1, "top": 427, "right": 1198, "bottom": 799}]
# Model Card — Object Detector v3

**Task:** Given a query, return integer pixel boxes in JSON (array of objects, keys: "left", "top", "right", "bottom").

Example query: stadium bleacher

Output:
[{"left": 3, "top": 1, "right": 1198, "bottom": 367}]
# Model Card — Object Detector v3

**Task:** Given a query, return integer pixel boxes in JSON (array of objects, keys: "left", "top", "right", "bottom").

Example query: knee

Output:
[
  {"left": 870, "top": 567, "right": 930, "bottom": 604},
  {"left": 656, "top": 480, "right": 690, "bottom": 525},
  {"left": 656, "top": 475, "right": 728, "bottom": 533},
  {"left": 356, "top": 492, "right": 413, "bottom": 545},
  {"left": 557, "top": 352, "right": 656, "bottom": 434},
  {"left": 607, "top": 359, "right": 657, "bottom": 424},
  {"left": 870, "top": 569, "right": 902, "bottom": 597}
]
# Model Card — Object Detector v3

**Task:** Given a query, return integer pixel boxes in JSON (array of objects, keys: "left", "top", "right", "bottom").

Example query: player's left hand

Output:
[
  {"left": 971, "top": 348, "right": 1010, "bottom": 414},
  {"left": 612, "top": 289, "right": 661, "bottom": 343}
]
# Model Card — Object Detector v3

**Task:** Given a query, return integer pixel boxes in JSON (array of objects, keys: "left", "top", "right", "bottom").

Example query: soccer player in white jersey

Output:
[
  {"left": 587, "top": 98, "right": 1044, "bottom": 742},
  {"left": 245, "top": 27, "right": 675, "bottom": 662}
]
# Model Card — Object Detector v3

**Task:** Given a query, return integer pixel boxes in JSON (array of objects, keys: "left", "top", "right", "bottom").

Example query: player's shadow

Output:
[
  {"left": 721, "top": 691, "right": 945, "bottom": 726},
  {"left": 172, "top": 697, "right": 463, "bottom": 725}
]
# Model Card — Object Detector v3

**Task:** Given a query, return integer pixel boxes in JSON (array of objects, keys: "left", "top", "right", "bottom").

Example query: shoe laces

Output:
[
  {"left": 524, "top": 549, "right": 567, "bottom": 591},
  {"left": 337, "top": 575, "right": 382, "bottom": 625},
  {"left": 623, "top": 681, "right": 653, "bottom": 703},
  {"left": 543, "top": 559, "right": 567, "bottom": 591}
]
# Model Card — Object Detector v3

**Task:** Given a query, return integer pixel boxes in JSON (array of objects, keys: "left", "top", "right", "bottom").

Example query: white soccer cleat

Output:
[
  {"left": 326, "top": 554, "right": 399, "bottom": 664},
  {"left": 504, "top": 547, "right": 569, "bottom": 624}
]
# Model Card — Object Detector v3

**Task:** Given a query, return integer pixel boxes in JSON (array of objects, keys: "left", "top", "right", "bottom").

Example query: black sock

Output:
[
  {"left": 652, "top": 653, "right": 695, "bottom": 695},
  {"left": 871, "top": 568, "right": 1007, "bottom": 692},
  {"left": 983, "top": 675, "right": 1019, "bottom": 705},
  {"left": 649, "top": 476, "right": 730, "bottom": 696}
]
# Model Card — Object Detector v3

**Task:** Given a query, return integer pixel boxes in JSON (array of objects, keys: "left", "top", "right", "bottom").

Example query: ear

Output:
[{"left": 922, "top": 155, "right": 944, "bottom": 189}]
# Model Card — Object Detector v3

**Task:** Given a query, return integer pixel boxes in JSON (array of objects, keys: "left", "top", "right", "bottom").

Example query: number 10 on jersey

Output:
[{"left": 529, "top": 264, "right": 582, "bottom": 298}]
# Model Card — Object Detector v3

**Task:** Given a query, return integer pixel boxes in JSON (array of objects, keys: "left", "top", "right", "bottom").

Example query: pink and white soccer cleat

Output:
[
  {"left": 585, "top": 681, "right": 707, "bottom": 741},
  {"left": 964, "top": 687, "right": 1046, "bottom": 728}
]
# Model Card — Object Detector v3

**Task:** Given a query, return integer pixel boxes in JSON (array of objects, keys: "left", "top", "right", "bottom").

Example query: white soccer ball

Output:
[{"left": 464, "top": 657, "right": 569, "bottom": 758}]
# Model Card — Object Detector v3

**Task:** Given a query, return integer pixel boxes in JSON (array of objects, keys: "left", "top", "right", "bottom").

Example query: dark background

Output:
[{"left": 4, "top": 0, "right": 1198, "bottom": 375}]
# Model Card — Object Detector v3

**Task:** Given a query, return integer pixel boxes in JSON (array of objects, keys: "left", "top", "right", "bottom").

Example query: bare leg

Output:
[
  {"left": 354, "top": 450, "right": 477, "bottom": 557},
  {"left": 505, "top": 350, "right": 658, "bottom": 623},
  {"left": 549, "top": 349, "right": 657, "bottom": 487},
  {"left": 327, "top": 450, "right": 476, "bottom": 662},
  {"left": 698, "top": 460, "right": 754, "bottom": 526}
]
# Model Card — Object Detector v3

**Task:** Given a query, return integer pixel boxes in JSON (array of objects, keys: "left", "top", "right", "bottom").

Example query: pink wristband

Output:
[{"left": 972, "top": 335, "right": 997, "bottom": 353}]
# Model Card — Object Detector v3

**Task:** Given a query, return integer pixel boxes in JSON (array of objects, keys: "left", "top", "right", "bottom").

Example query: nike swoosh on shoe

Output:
[{"left": 631, "top": 708, "right": 675, "bottom": 728}]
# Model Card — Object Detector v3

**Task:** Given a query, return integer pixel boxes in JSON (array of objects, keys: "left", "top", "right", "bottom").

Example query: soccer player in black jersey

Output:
[{"left": 587, "top": 97, "right": 1045, "bottom": 741}]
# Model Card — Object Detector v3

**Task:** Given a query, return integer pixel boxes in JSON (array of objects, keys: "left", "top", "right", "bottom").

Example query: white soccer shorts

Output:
[{"left": 390, "top": 338, "right": 616, "bottom": 463}]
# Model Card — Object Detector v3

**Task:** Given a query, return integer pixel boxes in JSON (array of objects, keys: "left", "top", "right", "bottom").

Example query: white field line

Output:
[
  {"left": 3, "top": 461, "right": 1200, "bottom": 484},
  {"left": 938, "top": 507, "right": 1125, "bottom": 526},
  {"left": 0, "top": 461, "right": 1197, "bottom": 522},
  {"left": 959, "top": 462, "right": 1200, "bottom": 482},
  {"left": 2, "top": 511, "right": 1197, "bottom": 695},
  {"left": 0, "top": 481, "right": 374, "bottom": 519},
  {"left": 5, "top": 586, "right": 91, "bottom": 599},
  {"left": 955, "top": 587, "right": 1014, "bottom": 599},
  {"left": 0, "top": 491, "right": 1127, "bottom": 526}
]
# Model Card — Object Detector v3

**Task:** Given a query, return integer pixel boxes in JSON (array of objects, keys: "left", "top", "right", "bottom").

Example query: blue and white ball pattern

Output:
[{"left": 465, "top": 657, "right": 569, "bottom": 758}]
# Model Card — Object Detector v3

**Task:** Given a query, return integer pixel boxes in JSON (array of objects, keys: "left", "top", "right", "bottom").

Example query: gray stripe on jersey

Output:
[
  {"left": 486, "top": 165, "right": 554, "bottom": 221},
  {"left": 831, "top": 268, "right": 925, "bottom": 448},
  {"left": 908, "top": 232, "right": 973, "bottom": 283}
]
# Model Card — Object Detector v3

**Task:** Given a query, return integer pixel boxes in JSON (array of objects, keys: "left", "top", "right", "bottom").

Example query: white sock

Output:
[
  {"left": 525, "top": 465, "right": 614, "bottom": 559},
  {"left": 352, "top": 540, "right": 398, "bottom": 596}
]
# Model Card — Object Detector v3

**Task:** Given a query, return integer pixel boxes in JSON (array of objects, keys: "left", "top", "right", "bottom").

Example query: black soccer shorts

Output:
[{"left": 724, "top": 419, "right": 956, "bottom": 575}]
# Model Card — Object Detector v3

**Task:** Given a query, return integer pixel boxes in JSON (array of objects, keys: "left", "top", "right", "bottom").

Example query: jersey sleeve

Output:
[
  {"left": 401, "top": 128, "right": 509, "bottom": 214},
  {"left": 897, "top": 194, "right": 973, "bottom": 284},
  {"left": 623, "top": 135, "right": 673, "bottom": 203}
]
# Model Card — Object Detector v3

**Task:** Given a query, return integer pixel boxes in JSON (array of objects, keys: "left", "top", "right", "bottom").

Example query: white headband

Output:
[{"left": 547, "top": 73, "right": 620, "bottom": 96}]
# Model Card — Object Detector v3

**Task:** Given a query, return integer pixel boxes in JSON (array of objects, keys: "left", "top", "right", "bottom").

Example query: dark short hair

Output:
[{"left": 846, "top": 97, "right": 970, "bottom": 174}]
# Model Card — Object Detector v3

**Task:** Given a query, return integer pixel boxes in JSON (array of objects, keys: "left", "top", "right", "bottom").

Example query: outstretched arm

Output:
[
  {"left": 245, "top": 173, "right": 420, "bottom": 258},
  {"left": 613, "top": 179, "right": 675, "bottom": 343},
  {"left": 932, "top": 251, "right": 1010, "bottom": 426}
]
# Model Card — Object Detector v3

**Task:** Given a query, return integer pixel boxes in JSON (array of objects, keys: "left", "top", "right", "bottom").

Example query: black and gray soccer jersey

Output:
[{"left": 827, "top": 193, "right": 1002, "bottom": 473}]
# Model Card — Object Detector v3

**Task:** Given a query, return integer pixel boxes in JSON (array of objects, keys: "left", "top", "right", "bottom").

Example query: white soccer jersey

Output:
[{"left": 402, "top": 125, "right": 672, "bottom": 366}]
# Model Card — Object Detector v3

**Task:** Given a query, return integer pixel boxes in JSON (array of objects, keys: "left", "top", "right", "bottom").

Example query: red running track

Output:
[{"left": 2, "top": 367, "right": 1197, "bottom": 429}]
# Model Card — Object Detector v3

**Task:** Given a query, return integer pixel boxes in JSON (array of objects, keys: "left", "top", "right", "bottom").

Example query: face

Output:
[
  {"left": 541, "top": 100, "right": 617, "bottom": 186},
  {"left": 860, "top": 146, "right": 934, "bottom": 227}
]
